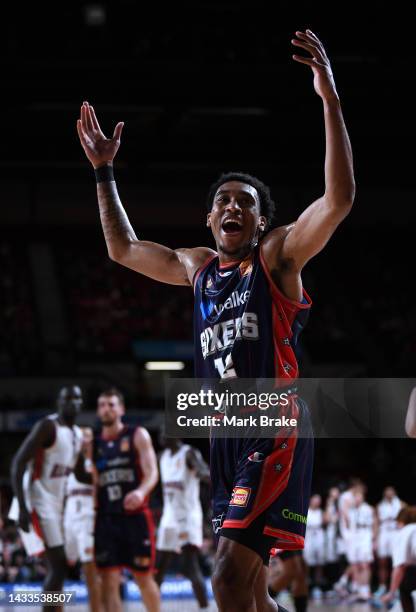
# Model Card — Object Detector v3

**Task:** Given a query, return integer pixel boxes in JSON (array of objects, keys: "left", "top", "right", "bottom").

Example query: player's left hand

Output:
[
  {"left": 292, "top": 30, "right": 338, "bottom": 101},
  {"left": 123, "top": 489, "right": 145, "bottom": 511}
]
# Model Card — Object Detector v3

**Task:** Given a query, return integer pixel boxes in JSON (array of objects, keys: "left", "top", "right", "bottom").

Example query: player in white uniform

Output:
[
  {"left": 324, "top": 487, "right": 340, "bottom": 564},
  {"left": 345, "top": 489, "right": 376, "bottom": 602},
  {"left": 303, "top": 494, "right": 325, "bottom": 596},
  {"left": 11, "top": 385, "right": 83, "bottom": 612},
  {"left": 381, "top": 506, "right": 416, "bottom": 612},
  {"left": 375, "top": 486, "right": 403, "bottom": 597},
  {"left": 333, "top": 478, "right": 365, "bottom": 596},
  {"left": 64, "top": 427, "right": 103, "bottom": 612},
  {"left": 156, "top": 437, "right": 210, "bottom": 609}
]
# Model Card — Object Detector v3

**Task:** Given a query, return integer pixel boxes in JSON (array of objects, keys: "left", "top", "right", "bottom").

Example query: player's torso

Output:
[
  {"left": 30, "top": 415, "right": 82, "bottom": 504},
  {"left": 306, "top": 508, "right": 324, "bottom": 531},
  {"left": 193, "top": 246, "right": 311, "bottom": 380},
  {"left": 378, "top": 498, "right": 401, "bottom": 531},
  {"left": 160, "top": 445, "right": 201, "bottom": 522},
  {"left": 349, "top": 503, "right": 373, "bottom": 530},
  {"left": 64, "top": 472, "right": 94, "bottom": 520},
  {"left": 93, "top": 425, "right": 144, "bottom": 514}
]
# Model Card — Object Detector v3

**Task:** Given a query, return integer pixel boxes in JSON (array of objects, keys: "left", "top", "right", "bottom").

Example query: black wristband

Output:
[{"left": 95, "top": 164, "right": 114, "bottom": 183}]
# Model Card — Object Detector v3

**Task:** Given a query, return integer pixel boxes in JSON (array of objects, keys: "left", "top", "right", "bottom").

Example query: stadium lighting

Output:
[{"left": 145, "top": 361, "right": 185, "bottom": 371}]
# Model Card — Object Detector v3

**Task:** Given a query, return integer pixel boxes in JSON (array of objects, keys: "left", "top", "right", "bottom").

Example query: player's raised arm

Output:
[
  {"left": 10, "top": 419, "right": 55, "bottom": 532},
  {"left": 77, "top": 101, "right": 214, "bottom": 285},
  {"left": 405, "top": 387, "right": 416, "bottom": 437},
  {"left": 264, "top": 30, "right": 355, "bottom": 274}
]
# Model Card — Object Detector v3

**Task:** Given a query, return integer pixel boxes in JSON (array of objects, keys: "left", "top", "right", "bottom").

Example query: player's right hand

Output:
[
  {"left": 18, "top": 506, "right": 31, "bottom": 533},
  {"left": 77, "top": 101, "right": 124, "bottom": 169}
]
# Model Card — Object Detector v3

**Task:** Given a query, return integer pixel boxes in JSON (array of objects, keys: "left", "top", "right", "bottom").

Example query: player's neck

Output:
[
  {"left": 102, "top": 421, "right": 124, "bottom": 439},
  {"left": 217, "top": 243, "right": 255, "bottom": 266}
]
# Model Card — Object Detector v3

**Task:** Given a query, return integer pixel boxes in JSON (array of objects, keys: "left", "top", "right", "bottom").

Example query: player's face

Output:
[
  {"left": 97, "top": 394, "right": 124, "bottom": 426},
  {"left": 384, "top": 487, "right": 395, "bottom": 500},
  {"left": 207, "top": 181, "right": 266, "bottom": 257},
  {"left": 57, "top": 385, "right": 83, "bottom": 420},
  {"left": 310, "top": 494, "right": 321, "bottom": 509}
]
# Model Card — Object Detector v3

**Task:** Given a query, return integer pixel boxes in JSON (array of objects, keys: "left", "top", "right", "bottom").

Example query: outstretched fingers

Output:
[{"left": 112, "top": 122, "right": 124, "bottom": 141}]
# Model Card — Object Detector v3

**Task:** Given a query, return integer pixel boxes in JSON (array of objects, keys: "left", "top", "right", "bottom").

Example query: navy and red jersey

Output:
[
  {"left": 93, "top": 425, "right": 146, "bottom": 515},
  {"left": 193, "top": 245, "right": 311, "bottom": 381}
]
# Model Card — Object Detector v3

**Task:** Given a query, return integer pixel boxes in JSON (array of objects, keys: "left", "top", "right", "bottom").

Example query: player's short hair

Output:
[
  {"left": 206, "top": 172, "right": 277, "bottom": 232},
  {"left": 99, "top": 387, "right": 125, "bottom": 406},
  {"left": 397, "top": 505, "right": 416, "bottom": 525}
]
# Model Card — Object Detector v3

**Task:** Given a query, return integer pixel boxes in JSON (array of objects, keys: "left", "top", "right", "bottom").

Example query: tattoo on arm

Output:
[{"left": 97, "top": 182, "right": 137, "bottom": 253}]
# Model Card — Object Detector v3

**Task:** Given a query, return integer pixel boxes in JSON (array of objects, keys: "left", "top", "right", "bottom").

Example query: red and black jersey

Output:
[{"left": 93, "top": 425, "right": 145, "bottom": 514}]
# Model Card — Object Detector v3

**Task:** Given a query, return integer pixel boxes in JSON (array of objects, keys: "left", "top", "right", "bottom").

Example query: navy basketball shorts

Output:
[
  {"left": 94, "top": 509, "right": 156, "bottom": 573},
  {"left": 211, "top": 397, "right": 313, "bottom": 565}
]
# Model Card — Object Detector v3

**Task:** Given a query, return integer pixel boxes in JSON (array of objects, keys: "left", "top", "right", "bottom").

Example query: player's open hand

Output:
[
  {"left": 292, "top": 30, "right": 338, "bottom": 102},
  {"left": 123, "top": 489, "right": 145, "bottom": 511},
  {"left": 77, "top": 101, "right": 124, "bottom": 169}
]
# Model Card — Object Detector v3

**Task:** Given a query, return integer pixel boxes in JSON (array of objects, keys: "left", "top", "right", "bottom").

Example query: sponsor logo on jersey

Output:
[
  {"left": 248, "top": 452, "right": 265, "bottom": 463},
  {"left": 120, "top": 437, "right": 130, "bottom": 453},
  {"left": 282, "top": 508, "right": 307, "bottom": 524},
  {"left": 206, "top": 277, "right": 213, "bottom": 288},
  {"left": 230, "top": 486, "right": 251, "bottom": 507},
  {"left": 133, "top": 556, "right": 150, "bottom": 568},
  {"left": 239, "top": 259, "right": 253, "bottom": 277},
  {"left": 213, "top": 290, "right": 250, "bottom": 316},
  {"left": 50, "top": 464, "right": 73, "bottom": 478},
  {"left": 218, "top": 270, "right": 233, "bottom": 277},
  {"left": 200, "top": 312, "right": 259, "bottom": 358}
]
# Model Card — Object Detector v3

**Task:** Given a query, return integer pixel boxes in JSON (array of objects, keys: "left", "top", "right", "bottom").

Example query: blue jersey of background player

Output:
[{"left": 78, "top": 28, "right": 356, "bottom": 612}]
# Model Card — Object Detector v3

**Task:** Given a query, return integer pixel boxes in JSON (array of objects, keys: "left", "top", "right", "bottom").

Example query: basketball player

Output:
[
  {"left": 374, "top": 486, "right": 404, "bottom": 598},
  {"left": 323, "top": 486, "right": 340, "bottom": 588},
  {"left": 333, "top": 478, "right": 365, "bottom": 596},
  {"left": 64, "top": 429, "right": 103, "bottom": 612},
  {"left": 77, "top": 28, "right": 355, "bottom": 612},
  {"left": 76, "top": 388, "right": 160, "bottom": 612},
  {"left": 156, "top": 437, "right": 209, "bottom": 608},
  {"left": 381, "top": 506, "right": 416, "bottom": 612},
  {"left": 345, "top": 489, "right": 376, "bottom": 602},
  {"left": 303, "top": 494, "right": 325, "bottom": 595},
  {"left": 10, "top": 385, "right": 83, "bottom": 612}
]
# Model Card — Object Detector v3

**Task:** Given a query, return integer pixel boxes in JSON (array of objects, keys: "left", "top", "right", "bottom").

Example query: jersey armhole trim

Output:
[{"left": 259, "top": 246, "right": 312, "bottom": 310}]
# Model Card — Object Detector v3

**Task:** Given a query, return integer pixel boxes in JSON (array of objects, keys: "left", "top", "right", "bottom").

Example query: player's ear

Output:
[
  {"left": 207, "top": 213, "right": 211, "bottom": 228},
  {"left": 258, "top": 215, "right": 267, "bottom": 233}
]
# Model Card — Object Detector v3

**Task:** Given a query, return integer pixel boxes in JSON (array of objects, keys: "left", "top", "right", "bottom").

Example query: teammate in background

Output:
[
  {"left": 323, "top": 487, "right": 340, "bottom": 585},
  {"left": 64, "top": 428, "right": 103, "bottom": 612},
  {"left": 75, "top": 388, "right": 160, "bottom": 612},
  {"left": 303, "top": 494, "right": 325, "bottom": 597},
  {"left": 345, "top": 489, "right": 376, "bottom": 602},
  {"left": 374, "top": 486, "right": 404, "bottom": 598},
  {"left": 11, "top": 386, "right": 83, "bottom": 612},
  {"left": 156, "top": 437, "right": 210, "bottom": 608},
  {"left": 77, "top": 27, "right": 355, "bottom": 611}
]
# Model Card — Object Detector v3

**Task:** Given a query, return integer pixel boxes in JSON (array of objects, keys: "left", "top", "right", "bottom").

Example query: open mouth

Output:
[{"left": 221, "top": 218, "right": 243, "bottom": 234}]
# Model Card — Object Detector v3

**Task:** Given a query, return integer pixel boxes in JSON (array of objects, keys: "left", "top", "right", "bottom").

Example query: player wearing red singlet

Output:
[{"left": 78, "top": 28, "right": 355, "bottom": 612}]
